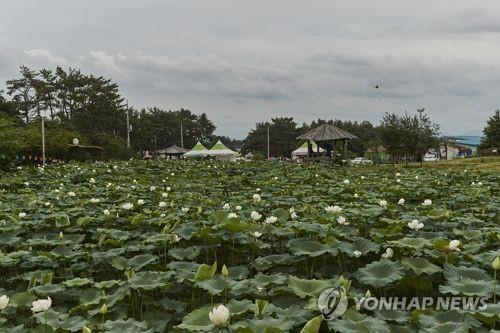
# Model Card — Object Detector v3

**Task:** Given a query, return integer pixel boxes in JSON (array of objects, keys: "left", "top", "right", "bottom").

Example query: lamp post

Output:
[{"left": 41, "top": 115, "right": 46, "bottom": 167}]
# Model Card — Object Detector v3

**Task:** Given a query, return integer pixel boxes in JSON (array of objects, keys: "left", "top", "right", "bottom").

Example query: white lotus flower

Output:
[
  {"left": 396, "top": 172, "right": 401, "bottom": 177},
  {"left": 354, "top": 193, "right": 359, "bottom": 198},
  {"left": 398, "top": 198, "right": 405, "bottom": 205},
  {"left": 382, "top": 248, "right": 394, "bottom": 259},
  {"left": 209, "top": 304, "right": 230, "bottom": 326},
  {"left": 291, "top": 212, "right": 298, "bottom": 219},
  {"left": 45, "top": 202, "right": 51, "bottom": 207},
  {"left": 448, "top": 239, "right": 461, "bottom": 252},
  {"left": 408, "top": 219, "right": 424, "bottom": 231},
  {"left": 378, "top": 200, "right": 388, "bottom": 207},
  {"left": 264, "top": 216, "right": 278, "bottom": 224},
  {"left": 325, "top": 205, "right": 342, "bottom": 214},
  {"left": 353, "top": 250, "right": 362, "bottom": 258},
  {"left": 223, "top": 203, "right": 230, "bottom": 210},
  {"left": 89, "top": 178, "right": 96, "bottom": 184},
  {"left": 0, "top": 295, "right": 9, "bottom": 310},
  {"left": 251, "top": 211, "right": 262, "bottom": 221},
  {"left": 415, "top": 175, "right": 419, "bottom": 180},
  {"left": 343, "top": 179, "right": 350, "bottom": 185},
  {"left": 54, "top": 189, "right": 60, "bottom": 193},
  {"left": 122, "top": 203, "right": 134, "bottom": 210},
  {"left": 160, "top": 213, "right": 166, "bottom": 217},
  {"left": 171, "top": 234, "right": 181, "bottom": 243},
  {"left": 337, "top": 216, "right": 349, "bottom": 225},
  {"left": 158, "top": 201, "right": 167, "bottom": 208},
  {"left": 477, "top": 182, "right": 483, "bottom": 186},
  {"left": 31, "top": 297, "right": 52, "bottom": 313},
  {"left": 256, "top": 188, "right": 261, "bottom": 192},
  {"left": 136, "top": 199, "right": 145, "bottom": 206},
  {"left": 103, "top": 209, "right": 110, "bottom": 215},
  {"left": 227, "top": 213, "right": 238, "bottom": 219},
  {"left": 422, "top": 199, "right": 432, "bottom": 206},
  {"left": 68, "top": 191, "right": 76, "bottom": 197},
  {"left": 253, "top": 231, "right": 263, "bottom": 238},
  {"left": 396, "top": 179, "right": 401, "bottom": 183},
  {"left": 150, "top": 186, "right": 156, "bottom": 191},
  {"left": 360, "top": 176, "right": 365, "bottom": 180},
  {"left": 18, "top": 212, "right": 26, "bottom": 218},
  {"left": 181, "top": 207, "right": 189, "bottom": 213},
  {"left": 253, "top": 194, "right": 261, "bottom": 203},
  {"left": 166, "top": 186, "right": 171, "bottom": 191},
  {"left": 90, "top": 198, "right": 100, "bottom": 203},
  {"left": 289, "top": 207, "right": 295, "bottom": 213},
  {"left": 162, "top": 192, "right": 168, "bottom": 198}
]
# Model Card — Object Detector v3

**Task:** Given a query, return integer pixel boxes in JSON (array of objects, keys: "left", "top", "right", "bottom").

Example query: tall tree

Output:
[{"left": 478, "top": 110, "right": 500, "bottom": 152}]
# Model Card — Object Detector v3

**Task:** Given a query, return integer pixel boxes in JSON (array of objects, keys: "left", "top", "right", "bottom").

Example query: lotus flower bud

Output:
[
  {"left": 221, "top": 265, "right": 229, "bottom": 277},
  {"left": 492, "top": 256, "right": 500, "bottom": 271}
]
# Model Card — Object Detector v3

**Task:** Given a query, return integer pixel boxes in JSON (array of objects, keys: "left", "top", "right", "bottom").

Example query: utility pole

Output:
[
  {"left": 126, "top": 100, "right": 130, "bottom": 148},
  {"left": 154, "top": 133, "right": 158, "bottom": 158},
  {"left": 267, "top": 123, "right": 270, "bottom": 159},
  {"left": 180, "top": 122, "right": 184, "bottom": 147},
  {"left": 41, "top": 115, "right": 46, "bottom": 167}
]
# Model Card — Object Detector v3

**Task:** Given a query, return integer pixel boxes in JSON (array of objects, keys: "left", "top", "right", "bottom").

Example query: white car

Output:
[{"left": 349, "top": 157, "right": 373, "bottom": 165}]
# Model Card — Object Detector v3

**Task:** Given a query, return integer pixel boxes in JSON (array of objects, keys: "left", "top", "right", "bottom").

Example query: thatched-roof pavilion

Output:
[
  {"left": 296, "top": 124, "right": 357, "bottom": 162},
  {"left": 158, "top": 145, "right": 189, "bottom": 159}
]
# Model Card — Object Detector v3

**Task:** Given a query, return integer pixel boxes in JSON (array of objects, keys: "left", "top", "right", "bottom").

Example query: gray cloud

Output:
[{"left": 1, "top": 0, "right": 500, "bottom": 138}]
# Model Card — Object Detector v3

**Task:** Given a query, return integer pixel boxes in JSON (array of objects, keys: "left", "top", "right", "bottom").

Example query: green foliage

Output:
[{"left": 478, "top": 109, "right": 500, "bottom": 153}]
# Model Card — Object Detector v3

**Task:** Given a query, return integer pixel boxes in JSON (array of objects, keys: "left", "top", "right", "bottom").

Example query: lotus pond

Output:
[{"left": 0, "top": 161, "right": 499, "bottom": 332}]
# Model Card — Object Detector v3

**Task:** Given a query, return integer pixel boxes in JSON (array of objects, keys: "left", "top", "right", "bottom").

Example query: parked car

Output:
[{"left": 349, "top": 157, "right": 373, "bottom": 165}]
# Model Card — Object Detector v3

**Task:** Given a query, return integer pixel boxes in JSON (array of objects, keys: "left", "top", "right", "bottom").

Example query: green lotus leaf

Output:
[
  {"left": 112, "top": 254, "right": 157, "bottom": 271},
  {"left": 58, "top": 315, "right": 88, "bottom": 332},
  {"left": 452, "top": 229, "right": 482, "bottom": 240},
  {"left": 255, "top": 254, "right": 293, "bottom": 271},
  {"left": 328, "top": 315, "right": 390, "bottom": 333},
  {"left": 177, "top": 305, "right": 214, "bottom": 331},
  {"left": 79, "top": 287, "right": 102, "bottom": 306},
  {"left": 194, "top": 262, "right": 217, "bottom": 282},
  {"left": 196, "top": 275, "right": 235, "bottom": 295},
  {"left": 231, "top": 318, "right": 293, "bottom": 333},
  {"left": 288, "top": 276, "right": 335, "bottom": 298},
  {"left": 339, "top": 238, "right": 380, "bottom": 256},
  {"left": 169, "top": 246, "right": 200, "bottom": 260},
  {"left": 32, "top": 284, "right": 66, "bottom": 296},
  {"left": 439, "top": 278, "right": 493, "bottom": 297},
  {"left": 128, "top": 271, "right": 170, "bottom": 290},
  {"left": 390, "top": 237, "right": 431, "bottom": 250},
  {"left": 94, "top": 280, "right": 122, "bottom": 289},
  {"left": 227, "top": 298, "right": 255, "bottom": 316},
  {"left": 103, "top": 318, "right": 153, "bottom": 333},
  {"left": 442, "top": 264, "right": 490, "bottom": 282},
  {"left": 418, "top": 310, "right": 482, "bottom": 332},
  {"left": 400, "top": 257, "right": 441, "bottom": 275},
  {"left": 9, "top": 292, "right": 36, "bottom": 307},
  {"left": 300, "top": 315, "right": 322, "bottom": 333},
  {"left": 288, "top": 240, "right": 335, "bottom": 257},
  {"left": 63, "top": 277, "right": 93, "bottom": 288},
  {"left": 426, "top": 208, "right": 452, "bottom": 220},
  {"left": 356, "top": 260, "right": 405, "bottom": 288}
]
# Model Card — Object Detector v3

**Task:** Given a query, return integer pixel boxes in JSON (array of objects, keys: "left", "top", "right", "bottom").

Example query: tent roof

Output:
[
  {"left": 209, "top": 140, "right": 237, "bottom": 155},
  {"left": 297, "top": 124, "right": 357, "bottom": 141},
  {"left": 159, "top": 144, "right": 189, "bottom": 154},
  {"left": 184, "top": 141, "right": 209, "bottom": 156},
  {"left": 292, "top": 140, "right": 324, "bottom": 155}
]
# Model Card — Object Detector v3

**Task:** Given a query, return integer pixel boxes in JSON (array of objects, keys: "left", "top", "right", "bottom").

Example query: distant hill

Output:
[{"left": 457, "top": 129, "right": 483, "bottom": 136}]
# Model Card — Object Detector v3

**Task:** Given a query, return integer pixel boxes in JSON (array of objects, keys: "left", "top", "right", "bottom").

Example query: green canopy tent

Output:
[{"left": 184, "top": 141, "right": 209, "bottom": 158}]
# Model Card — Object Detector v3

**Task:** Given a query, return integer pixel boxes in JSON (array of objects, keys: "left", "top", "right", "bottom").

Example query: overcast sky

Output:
[{"left": 1, "top": 1, "right": 499, "bottom": 138}]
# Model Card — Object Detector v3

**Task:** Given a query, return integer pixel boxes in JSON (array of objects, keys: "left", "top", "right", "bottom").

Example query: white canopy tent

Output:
[
  {"left": 292, "top": 141, "right": 324, "bottom": 160},
  {"left": 208, "top": 140, "right": 238, "bottom": 160},
  {"left": 184, "top": 141, "right": 209, "bottom": 157}
]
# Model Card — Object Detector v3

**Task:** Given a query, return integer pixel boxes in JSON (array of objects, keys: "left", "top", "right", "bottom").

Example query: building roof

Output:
[
  {"left": 297, "top": 124, "right": 357, "bottom": 141},
  {"left": 158, "top": 145, "right": 189, "bottom": 155}
]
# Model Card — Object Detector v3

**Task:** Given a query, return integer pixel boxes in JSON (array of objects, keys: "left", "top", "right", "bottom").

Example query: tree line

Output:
[{"left": 1, "top": 65, "right": 498, "bottom": 169}]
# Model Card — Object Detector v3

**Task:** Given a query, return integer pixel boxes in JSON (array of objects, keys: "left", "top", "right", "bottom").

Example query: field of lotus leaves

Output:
[{"left": 0, "top": 161, "right": 499, "bottom": 332}]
